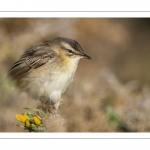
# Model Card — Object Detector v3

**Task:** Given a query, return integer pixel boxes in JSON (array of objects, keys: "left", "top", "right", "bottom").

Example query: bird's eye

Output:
[{"left": 67, "top": 49, "right": 73, "bottom": 54}]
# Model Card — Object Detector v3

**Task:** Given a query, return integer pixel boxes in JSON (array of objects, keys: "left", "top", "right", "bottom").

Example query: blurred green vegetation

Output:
[{"left": 106, "top": 107, "right": 131, "bottom": 132}]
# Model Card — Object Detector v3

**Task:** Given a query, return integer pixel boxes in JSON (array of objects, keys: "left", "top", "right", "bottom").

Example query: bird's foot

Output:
[{"left": 37, "top": 100, "right": 60, "bottom": 116}]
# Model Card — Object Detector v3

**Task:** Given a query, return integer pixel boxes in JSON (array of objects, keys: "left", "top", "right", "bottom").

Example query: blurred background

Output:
[{"left": 1, "top": 18, "right": 150, "bottom": 132}]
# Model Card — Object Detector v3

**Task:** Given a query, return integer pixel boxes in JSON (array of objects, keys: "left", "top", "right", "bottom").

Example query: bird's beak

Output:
[{"left": 81, "top": 53, "right": 91, "bottom": 60}]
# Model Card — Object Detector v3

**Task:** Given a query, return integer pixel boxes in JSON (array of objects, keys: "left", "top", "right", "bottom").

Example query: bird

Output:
[{"left": 8, "top": 37, "right": 91, "bottom": 113}]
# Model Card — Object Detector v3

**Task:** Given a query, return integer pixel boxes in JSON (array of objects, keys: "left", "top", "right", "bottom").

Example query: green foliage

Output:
[{"left": 106, "top": 107, "right": 131, "bottom": 132}]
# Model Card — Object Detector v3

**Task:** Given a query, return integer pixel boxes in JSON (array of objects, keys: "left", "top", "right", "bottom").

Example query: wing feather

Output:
[{"left": 8, "top": 44, "right": 56, "bottom": 80}]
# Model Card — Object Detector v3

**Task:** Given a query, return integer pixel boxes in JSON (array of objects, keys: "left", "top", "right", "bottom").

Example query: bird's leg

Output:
[
  {"left": 54, "top": 100, "right": 60, "bottom": 110},
  {"left": 37, "top": 99, "right": 61, "bottom": 115}
]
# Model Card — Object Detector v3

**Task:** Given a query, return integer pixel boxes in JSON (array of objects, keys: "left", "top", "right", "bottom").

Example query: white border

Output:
[
  {"left": 0, "top": 0, "right": 150, "bottom": 12},
  {"left": 1, "top": 137, "right": 150, "bottom": 150},
  {"left": 0, "top": 11, "right": 150, "bottom": 18},
  {"left": 0, "top": 133, "right": 150, "bottom": 138}
]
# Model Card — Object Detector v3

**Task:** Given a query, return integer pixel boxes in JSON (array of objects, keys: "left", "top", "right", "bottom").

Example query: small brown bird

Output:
[{"left": 8, "top": 37, "right": 91, "bottom": 112}]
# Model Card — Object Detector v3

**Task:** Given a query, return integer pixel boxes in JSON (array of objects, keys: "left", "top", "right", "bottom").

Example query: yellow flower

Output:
[
  {"left": 14, "top": 110, "right": 44, "bottom": 132},
  {"left": 25, "top": 119, "right": 31, "bottom": 127},
  {"left": 15, "top": 114, "right": 30, "bottom": 123},
  {"left": 33, "top": 115, "right": 41, "bottom": 125}
]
